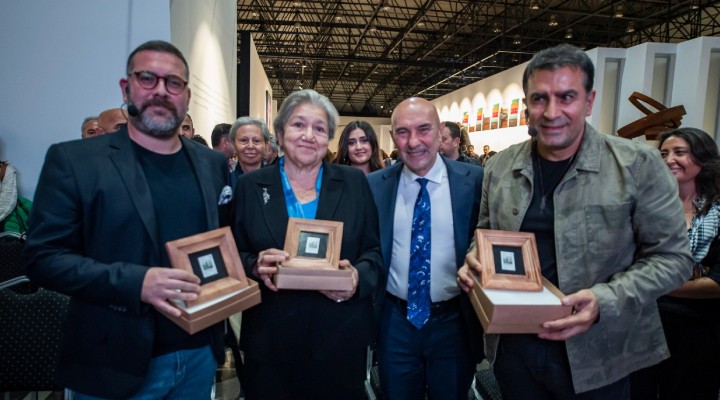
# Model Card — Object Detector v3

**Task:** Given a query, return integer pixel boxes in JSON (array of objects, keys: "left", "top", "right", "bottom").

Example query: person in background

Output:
[
  {"left": 22, "top": 40, "right": 230, "bottom": 399},
  {"left": 439, "top": 121, "right": 480, "bottom": 165},
  {"left": 97, "top": 108, "right": 127, "bottom": 134},
  {"left": 368, "top": 97, "right": 484, "bottom": 399},
  {"left": 81, "top": 116, "right": 100, "bottom": 139},
  {"left": 457, "top": 43, "right": 692, "bottom": 399},
  {"left": 0, "top": 157, "right": 31, "bottom": 236},
  {"left": 191, "top": 134, "right": 208, "bottom": 147},
  {"left": 262, "top": 135, "right": 280, "bottom": 166},
  {"left": 232, "top": 89, "right": 381, "bottom": 400},
  {"left": 178, "top": 113, "right": 194, "bottom": 139},
  {"left": 229, "top": 117, "right": 269, "bottom": 190},
  {"left": 631, "top": 127, "right": 720, "bottom": 400},
  {"left": 466, "top": 144, "right": 482, "bottom": 162},
  {"left": 211, "top": 122, "right": 235, "bottom": 172},
  {"left": 333, "top": 120, "right": 385, "bottom": 175},
  {"left": 480, "top": 144, "right": 497, "bottom": 167}
]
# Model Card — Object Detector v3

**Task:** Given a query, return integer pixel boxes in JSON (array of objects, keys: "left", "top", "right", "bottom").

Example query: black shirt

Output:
[{"left": 133, "top": 142, "right": 211, "bottom": 355}]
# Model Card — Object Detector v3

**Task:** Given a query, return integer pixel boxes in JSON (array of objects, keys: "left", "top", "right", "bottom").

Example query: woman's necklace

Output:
[{"left": 534, "top": 150, "right": 577, "bottom": 214}]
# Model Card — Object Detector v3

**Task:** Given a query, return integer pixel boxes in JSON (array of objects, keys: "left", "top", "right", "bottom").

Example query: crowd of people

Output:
[{"left": 17, "top": 39, "right": 719, "bottom": 400}]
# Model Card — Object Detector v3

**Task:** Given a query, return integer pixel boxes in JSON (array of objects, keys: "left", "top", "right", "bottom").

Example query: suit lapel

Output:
[
  {"left": 315, "top": 163, "right": 343, "bottom": 221},
  {"left": 183, "top": 138, "right": 220, "bottom": 230},
  {"left": 256, "top": 165, "right": 288, "bottom": 247},
  {"left": 446, "top": 160, "right": 473, "bottom": 268},
  {"left": 108, "top": 130, "right": 161, "bottom": 257},
  {"left": 378, "top": 163, "right": 402, "bottom": 269}
]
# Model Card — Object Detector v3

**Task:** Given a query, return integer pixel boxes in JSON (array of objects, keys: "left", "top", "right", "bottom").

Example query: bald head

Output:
[
  {"left": 390, "top": 97, "right": 441, "bottom": 177},
  {"left": 98, "top": 108, "right": 128, "bottom": 134}
]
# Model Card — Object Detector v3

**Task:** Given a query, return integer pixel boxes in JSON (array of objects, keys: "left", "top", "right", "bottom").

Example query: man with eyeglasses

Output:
[{"left": 23, "top": 40, "right": 231, "bottom": 399}]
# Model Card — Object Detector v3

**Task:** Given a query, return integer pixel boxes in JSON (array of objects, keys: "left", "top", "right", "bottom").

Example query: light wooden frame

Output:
[
  {"left": 475, "top": 229, "right": 543, "bottom": 291},
  {"left": 165, "top": 227, "right": 248, "bottom": 307},
  {"left": 282, "top": 218, "right": 343, "bottom": 270}
]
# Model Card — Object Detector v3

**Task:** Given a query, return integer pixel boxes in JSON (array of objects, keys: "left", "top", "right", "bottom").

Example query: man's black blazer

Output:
[{"left": 22, "top": 128, "right": 229, "bottom": 399}]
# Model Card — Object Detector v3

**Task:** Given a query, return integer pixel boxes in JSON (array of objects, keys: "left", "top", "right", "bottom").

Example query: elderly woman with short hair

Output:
[
  {"left": 232, "top": 89, "right": 382, "bottom": 400},
  {"left": 228, "top": 117, "right": 269, "bottom": 186}
]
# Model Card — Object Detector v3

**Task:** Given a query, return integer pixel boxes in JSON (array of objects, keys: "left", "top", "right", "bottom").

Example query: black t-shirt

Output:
[
  {"left": 133, "top": 142, "right": 211, "bottom": 355},
  {"left": 520, "top": 150, "right": 575, "bottom": 288}
]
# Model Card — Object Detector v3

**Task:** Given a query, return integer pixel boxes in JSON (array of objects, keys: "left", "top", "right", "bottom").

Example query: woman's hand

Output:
[
  {"left": 254, "top": 248, "right": 289, "bottom": 292},
  {"left": 320, "top": 259, "right": 358, "bottom": 303}
]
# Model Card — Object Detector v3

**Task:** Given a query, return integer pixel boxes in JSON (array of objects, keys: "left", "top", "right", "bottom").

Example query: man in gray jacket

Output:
[{"left": 458, "top": 44, "right": 692, "bottom": 398}]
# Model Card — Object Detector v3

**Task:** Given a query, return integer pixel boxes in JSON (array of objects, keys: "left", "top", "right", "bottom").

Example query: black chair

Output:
[
  {"left": 0, "top": 232, "right": 26, "bottom": 284},
  {"left": 0, "top": 276, "right": 70, "bottom": 398}
]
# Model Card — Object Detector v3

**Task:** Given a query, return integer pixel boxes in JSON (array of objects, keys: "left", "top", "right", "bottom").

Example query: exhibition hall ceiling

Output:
[{"left": 237, "top": 0, "right": 720, "bottom": 117}]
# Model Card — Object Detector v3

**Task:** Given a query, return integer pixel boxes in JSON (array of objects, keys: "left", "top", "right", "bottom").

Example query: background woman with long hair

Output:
[
  {"left": 333, "top": 120, "right": 385, "bottom": 174},
  {"left": 631, "top": 127, "right": 720, "bottom": 399}
]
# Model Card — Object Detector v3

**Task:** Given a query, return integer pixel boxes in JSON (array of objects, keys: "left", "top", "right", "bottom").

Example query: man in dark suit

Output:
[
  {"left": 367, "top": 97, "right": 484, "bottom": 399},
  {"left": 22, "top": 40, "right": 230, "bottom": 399}
]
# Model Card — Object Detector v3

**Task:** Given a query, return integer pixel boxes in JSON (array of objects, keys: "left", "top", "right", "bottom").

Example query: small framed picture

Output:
[
  {"left": 166, "top": 227, "right": 248, "bottom": 306},
  {"left": 475, "top": 229, "right": 543, "bottom": 291},
  {"left": 283, "top": 218, "right": 343, "bottom": 270}
]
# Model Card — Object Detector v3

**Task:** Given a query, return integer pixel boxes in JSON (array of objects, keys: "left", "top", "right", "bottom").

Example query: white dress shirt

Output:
[{"left": 387, "top": 157, "right": 459, "bottom": 302}]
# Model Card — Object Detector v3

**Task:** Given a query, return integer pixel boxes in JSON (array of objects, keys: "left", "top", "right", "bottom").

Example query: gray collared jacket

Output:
[{"left": 475, "top": 123, "right": 693, "bottom": 393}]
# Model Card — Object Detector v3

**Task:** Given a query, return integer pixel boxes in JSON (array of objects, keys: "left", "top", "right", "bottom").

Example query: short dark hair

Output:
[
  {"left": 658, "top": 127, "right": 720, "bottom": 215},
  {"left": 522, "top": 43, "right": 594, "bottom": 95},
  {"left": 126, "top": 40, "right": 189, "bottom": 80},
  {"left": 191, "top": 134, "right": 208, "bottom": 147},
  {"left": 211, "top": 123, "right": 232, "bottom": 147},
  {"left": 442, "top": 121, "right": 461, "bottom": 140}
]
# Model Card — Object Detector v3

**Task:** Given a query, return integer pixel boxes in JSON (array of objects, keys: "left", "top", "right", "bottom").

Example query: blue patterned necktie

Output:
[{"left": 408, "top": 177, "right": 431, "bottom": 329}]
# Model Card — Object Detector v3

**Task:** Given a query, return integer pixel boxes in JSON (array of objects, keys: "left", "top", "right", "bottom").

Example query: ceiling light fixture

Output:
[
  {"left": 614, "top": 4, "right": 624, "bottom": 18},
  {"left": 548, "top": 14, "right": 558, "bottom": 26},
  {"left": 691, "top": 0, "right": 700, "bottom": 9},
  {"left": 529, "top": 1, "right": 540, "bottom": 10},
  {"left": 513, "top": 34, "right": 521, "bottom": 45},
  {"left": 626, "top": 21, "right": 635, "bottom": 33},
  {"left": 565, "top": 28, "right": 573, "bottom": 39},
  {"left": 492, "top": 23, "right": 501, "bottom": 33}
]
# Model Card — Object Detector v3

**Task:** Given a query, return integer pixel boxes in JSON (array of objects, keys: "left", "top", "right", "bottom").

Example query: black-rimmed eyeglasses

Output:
[{"left": 130, "top": 71, "right": 188, "bottom": 95}]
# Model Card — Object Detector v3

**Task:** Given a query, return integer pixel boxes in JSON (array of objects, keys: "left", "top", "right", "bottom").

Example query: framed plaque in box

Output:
[
  {"left": 275, "top": 218, "right": 352, "bottom": 291},
  {"left": 467, "top": 229, "right": 572, "bottom": 333},
  {"left": 468, "top": 275, "right": 572, "bottom": 333},
  {"left": 475, "top": 229, "right": 543, "bottom": 292},
  {"left": 163, "top": 227, "right": 261, "bottom": 334}
]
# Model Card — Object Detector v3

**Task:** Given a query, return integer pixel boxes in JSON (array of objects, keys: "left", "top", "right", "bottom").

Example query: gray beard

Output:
[{"left": 137, "top": 111, "right": 181, "bottom": 138}]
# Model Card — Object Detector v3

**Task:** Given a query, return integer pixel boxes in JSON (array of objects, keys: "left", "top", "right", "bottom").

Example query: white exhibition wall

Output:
[
  {"left": 1, "top": 0, "right": 240, "bottom": 199},
  {"left": 247, "top": 38, "right": 274, "bottom": 125},
  {"left": 430, "top": 37, "right": 720, "bottom": 153},
  {"left": 171, "top": 0, "right": 237, "bottom": 140},
  {"left": 1, "top": 0, "right": 171, "bottom": 200}
]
